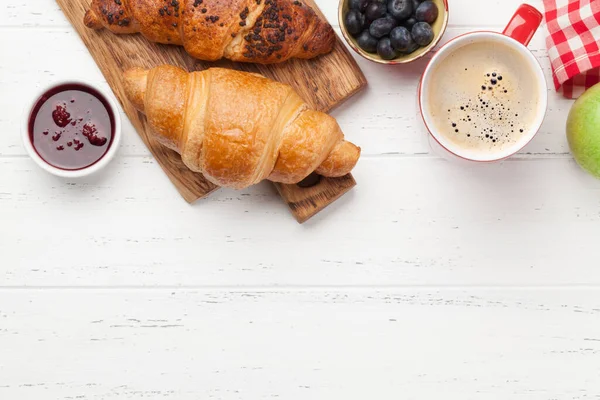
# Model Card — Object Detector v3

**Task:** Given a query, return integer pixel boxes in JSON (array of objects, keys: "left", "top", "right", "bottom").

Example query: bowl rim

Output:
[
  {"left": 338, "top": 0, "right": 449, "bottom": 65},
  {"left": 21, "top": 80, "right": 122, "bottom": 178}
]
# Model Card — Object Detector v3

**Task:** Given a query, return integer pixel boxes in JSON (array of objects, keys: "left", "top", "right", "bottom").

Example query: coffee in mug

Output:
[
  {"left": 419, "top": 5, "right": 547, "bottom": 162},
  {"left": 425, "top": 39, "right": 540, "bottom": 155}
]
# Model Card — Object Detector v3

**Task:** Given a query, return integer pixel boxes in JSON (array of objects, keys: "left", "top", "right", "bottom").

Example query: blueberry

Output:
[
  {"left": 385, "top": 12, "right": 400, "bottom": 24},
  {"left": 402, "top": 17, "right": 417, "bottom": 30},
  {"left": 365, "top": 1, "right": 387, "bottom": 21},
  {"left": 389, "top": 26, "right": 415, "bottom": 52},
  {"left": 412, "top": 0, "right": 422, "bottom": 12},
  {"left": 377, "top": 37, "right": 398, "bottom": 60},
  {"left": 349, "top": 0, "right": 368, "bottom": 12},
  {"left": 412, "top": 21, "right": 434, "bottom": 46},
  {"left": 415, "top": 1, "right": 439, "bottom": 24},
  {"left": 356, "top": 29, "right": 379, "bottom": 53},
  {"left": 369, "top": 16, "right": 398, "bottom": 38},
  {"left": 345, "top": 10, "right": 366, "bottom": 36},
  {"left": 387, "top": 0, "right": 412, "bottom": 21},
  {"left": 405, "top": 40, "right": 420, "bottom": 53}
]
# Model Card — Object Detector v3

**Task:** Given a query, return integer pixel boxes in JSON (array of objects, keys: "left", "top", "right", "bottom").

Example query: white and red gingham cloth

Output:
[{"left": 544, "top": 0, "right": 600, "bottom": 98}]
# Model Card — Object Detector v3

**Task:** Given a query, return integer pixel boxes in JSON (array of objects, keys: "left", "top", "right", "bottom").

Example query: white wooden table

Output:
[{"left": 2, "top": 1, "right": 600, "bottom": 398}]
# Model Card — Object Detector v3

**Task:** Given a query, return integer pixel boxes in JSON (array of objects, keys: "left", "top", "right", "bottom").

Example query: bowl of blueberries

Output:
[{"left": 339, "top": 0, "right": 448, "bottom": 64}]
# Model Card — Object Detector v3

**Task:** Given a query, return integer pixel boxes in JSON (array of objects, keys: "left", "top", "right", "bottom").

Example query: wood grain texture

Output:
[
  {"left": 3, "top": 156, "right": 600, "bottom": 287},
  {"left": 275, "top": 174, "right": 356, "bottom": 223},
  {"left": 1, "top": 289, "right": 600, "bottom": 399},
  {"left": 54, "top": 0, "right": 366, "bottom": 221}
]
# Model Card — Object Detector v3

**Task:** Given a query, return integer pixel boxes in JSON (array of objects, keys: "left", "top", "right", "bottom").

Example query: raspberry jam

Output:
[{"left": 28, "top": 84, "right": 115, "bottom": 170}]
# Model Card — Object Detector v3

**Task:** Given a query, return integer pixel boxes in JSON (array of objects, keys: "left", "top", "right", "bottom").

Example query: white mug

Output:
[{"left": 419, "top": 4, "right": 548, "bottom": 163}]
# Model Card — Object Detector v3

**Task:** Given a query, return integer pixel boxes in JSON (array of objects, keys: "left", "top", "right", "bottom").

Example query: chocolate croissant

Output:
[
  {"left": 84, "top": 0, "right": 335, "bottom": 64},
  {"left": 123, "top": 65, "right": 360, "bottom": 189}
]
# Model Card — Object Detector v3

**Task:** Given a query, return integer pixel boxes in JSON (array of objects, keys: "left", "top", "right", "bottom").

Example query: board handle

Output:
[{"left": 274, "top": 173, "right": 357, "bottom": 223}]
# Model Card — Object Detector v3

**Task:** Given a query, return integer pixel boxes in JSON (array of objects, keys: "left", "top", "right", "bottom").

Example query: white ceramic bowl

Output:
[{"left": 22, "top": 80, "right": 122, "bottom": 178}]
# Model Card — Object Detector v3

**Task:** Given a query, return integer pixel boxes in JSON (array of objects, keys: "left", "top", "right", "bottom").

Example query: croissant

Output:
[
  {"left": 123, "top": 65, "right": 360, "bottom": 189},
  {"left": 84, "top": 0, "right": 335, "bottom": 64}
]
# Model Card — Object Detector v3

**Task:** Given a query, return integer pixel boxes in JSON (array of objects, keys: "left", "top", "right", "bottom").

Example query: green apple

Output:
[{"left": 567, "top": 83, "right": 600, "bottom": 178}]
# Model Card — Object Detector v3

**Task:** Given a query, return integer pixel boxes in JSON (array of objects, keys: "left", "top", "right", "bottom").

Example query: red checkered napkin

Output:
[{"left": 544, "top": 0, "right": 600, "bottom": 98}]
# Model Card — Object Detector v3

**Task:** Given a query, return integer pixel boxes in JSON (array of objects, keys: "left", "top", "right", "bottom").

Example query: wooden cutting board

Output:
[{"left": 56, "top": 0, "right": 367, "bottom": 223}]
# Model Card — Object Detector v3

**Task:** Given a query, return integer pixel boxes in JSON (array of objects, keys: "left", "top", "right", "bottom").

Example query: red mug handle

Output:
[{"left": 502, "top": 4, "right": 543, "bottom": 46}]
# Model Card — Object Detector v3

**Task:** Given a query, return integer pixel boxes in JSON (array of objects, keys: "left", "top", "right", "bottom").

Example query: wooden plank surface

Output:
[
  {"left": 2, "top": 156, "right": 600, "bottom": 287},
  {"left": 4, "top": 0, "right": 600, "bottom": 398},
  {"left": 276, "top": 173, "right": 357, "bottom": 223},
  {"left": 1, "top": 289, "right": 599, "bottom": 399},
  {"left": 54, "top": 0, "right": 366, "bottom": 222}
]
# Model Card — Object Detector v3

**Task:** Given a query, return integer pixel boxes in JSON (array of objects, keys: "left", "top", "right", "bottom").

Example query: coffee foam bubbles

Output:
[{"left": 426, "top": 41, "right": 540, "bottom": 154}]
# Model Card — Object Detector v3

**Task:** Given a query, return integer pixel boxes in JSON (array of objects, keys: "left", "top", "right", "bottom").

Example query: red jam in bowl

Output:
[{"left": 28, "top": 84, "right": 115, "bottom": 170}]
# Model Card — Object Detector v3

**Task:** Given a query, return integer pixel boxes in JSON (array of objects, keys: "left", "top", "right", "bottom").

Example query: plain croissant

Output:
[
  {"left": 123, "top": 65, "right": 360, "bottom": 189},
  {"left": 84, "top": 0, "right": 335, "bottom": 64}
]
